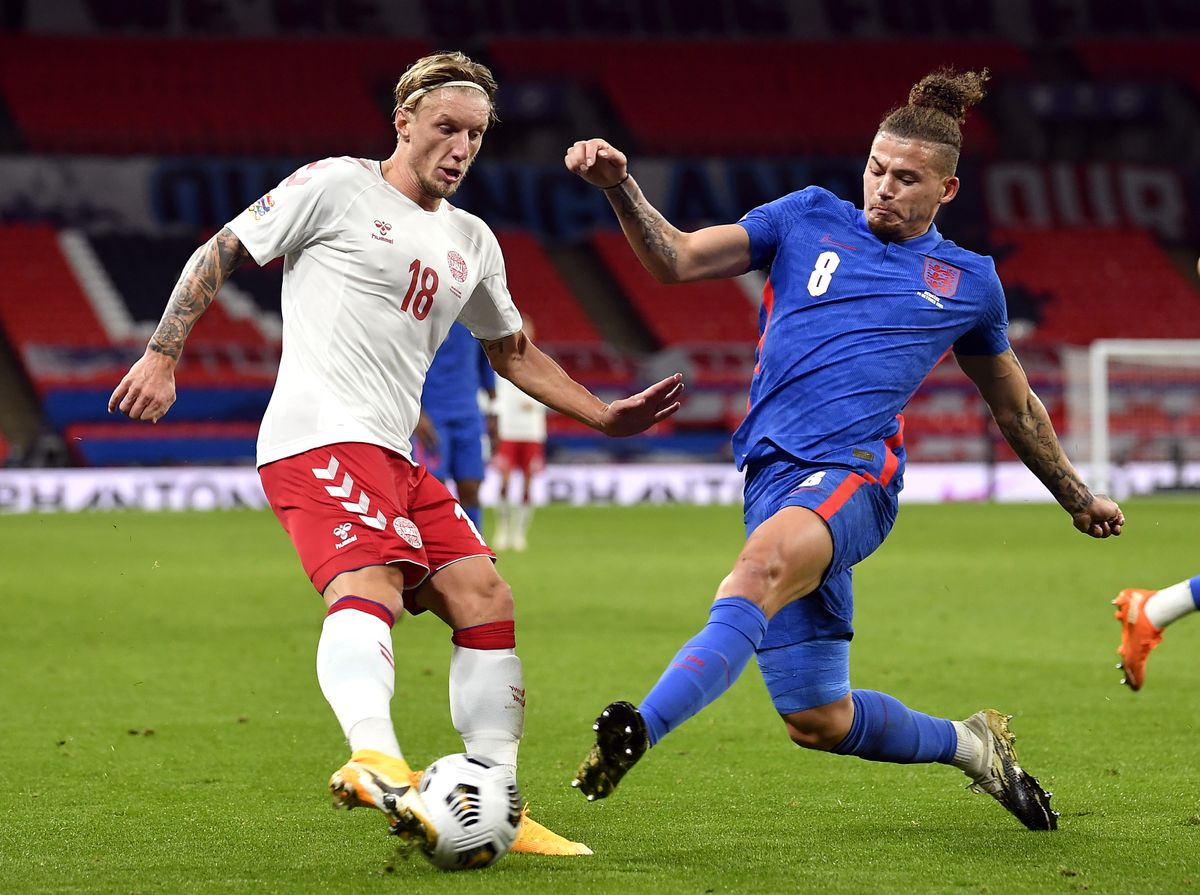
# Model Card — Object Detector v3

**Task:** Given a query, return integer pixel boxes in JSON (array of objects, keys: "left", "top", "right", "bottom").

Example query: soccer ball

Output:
[{"left": 417, "top": 753, "right": 522, "bottom": 871}]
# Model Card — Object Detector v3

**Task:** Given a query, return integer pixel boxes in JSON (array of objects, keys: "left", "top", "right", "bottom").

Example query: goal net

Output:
[{"left": 1062, "top": 340, "right": 1200, "bottom": 497}]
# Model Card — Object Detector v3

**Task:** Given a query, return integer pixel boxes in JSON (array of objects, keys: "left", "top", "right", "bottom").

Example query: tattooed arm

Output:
[
  {"left": 564, "top": 138, "right": 750, "bottom": 283},
  {"left": 108, "top": 227, "right": 250, "bottom": 422},
  {"left": 957, "top": 349, "right": 1125, "bottom": 538}
]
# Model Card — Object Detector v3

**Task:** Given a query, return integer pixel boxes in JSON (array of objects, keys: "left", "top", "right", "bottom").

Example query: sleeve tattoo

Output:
[
  {"left": 997, "top": 399, "right": 1094, "bottom": 512},
  {"left": 608, "top": 181, "right": 679, "bottom": 270},
  {"left": 148, "top": 227, "right": 250, "bottom": 360}
]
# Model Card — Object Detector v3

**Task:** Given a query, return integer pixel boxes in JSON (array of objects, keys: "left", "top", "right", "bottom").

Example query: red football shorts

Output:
[
  {"left": 493, "top": 440, "right": 545, "bottom": 477},
  {"left": 259, "top": 442, "right": 494, "bottom": 600}
]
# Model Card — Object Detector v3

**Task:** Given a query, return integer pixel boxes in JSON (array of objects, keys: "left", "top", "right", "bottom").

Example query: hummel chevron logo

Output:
[
  {"left": 341, "top": 491, "right": 387, "bottom": 530},
  {"left": 310, "top": 455, "right": 386, "bottom": 529},
  {"left": 311, "top": 455, "right": 339, "bottom": 480},
  {"left": 325, "top": 472, "right": 354, "bottom": 499}
]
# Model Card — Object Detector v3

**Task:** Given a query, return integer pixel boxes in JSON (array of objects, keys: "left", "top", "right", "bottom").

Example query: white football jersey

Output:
[
  {"left": 495, "top": 375, "right": 547, "bottom": 443},
  {"left": 226, "top": 157, "right": 523, "bottom": 466}
]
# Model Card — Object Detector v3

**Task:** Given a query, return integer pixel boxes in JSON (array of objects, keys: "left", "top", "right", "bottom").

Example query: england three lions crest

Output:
[{"left": 922, "top": 257, "right": 962, "bottom": 297}]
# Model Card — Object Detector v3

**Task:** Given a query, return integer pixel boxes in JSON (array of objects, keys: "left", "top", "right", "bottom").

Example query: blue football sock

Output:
[
  {"left": 832, "top": 689, "right": 957, "bottom": 764},
  {"left": 639, "top": 597, "right": 768, "bottom": 746},
  {"left": 1189, "top": 576, "right": 1200, "bottom": 610},
  {"left": 465, "top": 504, "right": 484, "bottom": 534}
]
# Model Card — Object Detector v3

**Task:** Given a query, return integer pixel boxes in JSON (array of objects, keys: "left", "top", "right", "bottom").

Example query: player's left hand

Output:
[
  {"left": 599, "top": 374, "right": 684, "bottom": 437},
  {"left": 1071, "top": 494, "right": 1125, "bottom": 538}
]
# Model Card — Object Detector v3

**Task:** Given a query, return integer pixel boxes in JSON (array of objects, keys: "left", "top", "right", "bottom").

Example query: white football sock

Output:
[
  {"left": 1144, "top": 579, "right": 1200, "bottom": 629},
  {"left": 949, "top": 720, "right": 982, "bottom": 774},
  {"left": 494, "top": 501, "right": 512, "bottom": 547},
  {"left": 316, "top": 608, "right": 403, "bottom": 757},
  {"left": 516, "top": 503, "right": 534, "bottom": 537},
  {"left": 449, "top": 646, "right": 525, "bottom": 774}
]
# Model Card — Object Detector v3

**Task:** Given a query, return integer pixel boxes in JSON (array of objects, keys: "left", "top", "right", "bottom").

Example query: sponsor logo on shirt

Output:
[
  {"left": 247, "top": 193, "right": 274, "bottom": 220},
  {"left": 819, "top": 233, "right": 858, "bottom": 251},
  {"left": 393, "top": 516, "right": 423, "bottom": 548},
  {"left": 447, "top": 250, "right": 468, "bottom": 283},
  {"left": 922, "top": 257, "right": 962, "bottom": 297},
  {"left": 372, "top": 220, "right": 394, "bottom": 244},
  {"left": 333, "top": 522, "right": 359, "bottom": 549}
]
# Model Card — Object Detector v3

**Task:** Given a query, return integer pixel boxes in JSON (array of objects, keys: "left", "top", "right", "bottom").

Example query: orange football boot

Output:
[
  {"left": 1112, "top": 588, "right": 1164, "bottom": 691},
  {"left": 329, "top": 750, "right": 438, "bottom": 847}
]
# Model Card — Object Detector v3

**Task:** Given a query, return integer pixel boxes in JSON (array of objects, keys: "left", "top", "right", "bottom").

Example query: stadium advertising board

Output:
[{"left": 1, "top": 463, "right": 1196, "bottom": 513}]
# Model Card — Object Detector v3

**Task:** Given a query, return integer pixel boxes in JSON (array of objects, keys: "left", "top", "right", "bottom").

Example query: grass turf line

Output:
[{"left": 0, "top": 500, "right": 1196, "bottom": 893}]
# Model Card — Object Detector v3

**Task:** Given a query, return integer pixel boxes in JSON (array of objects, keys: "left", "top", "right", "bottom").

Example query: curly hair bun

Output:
[{"left": 908, "top": 68, "right": 989, "bottom": 124}]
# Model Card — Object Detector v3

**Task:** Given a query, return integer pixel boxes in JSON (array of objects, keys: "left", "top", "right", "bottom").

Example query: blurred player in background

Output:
[
  {"left": 415, "top": 321, "right": 496, "bottom": 535},
  {"left": 493, "top": 314, "right": 548, "bottom": 551},
  {"left": 1113, "top": 576, "right": 1200, "bottom": 690},
  {"left": 108, "top": 50, "right": 682, "bottom": 856},
  {"left": 565, "top": 67, "right": 1124, "bottom": 832}
]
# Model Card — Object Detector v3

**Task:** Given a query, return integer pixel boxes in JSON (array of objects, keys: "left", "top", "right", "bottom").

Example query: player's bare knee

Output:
[
  {"left": 323, "top": 565, "right": 407, "bottom": 617},
  {"left": 718, "top": 556, "right": 781, "bottom": 600},
  {"left": 783, "top": 704, "right": 852, "bottom": 752},
  {"left": 462, "top": 576, "right": 514, "bottom": 622}
]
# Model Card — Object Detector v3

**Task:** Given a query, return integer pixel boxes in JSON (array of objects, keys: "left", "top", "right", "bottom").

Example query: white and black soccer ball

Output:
[{"left": 418, "top": 753, "right": 522, "bottom": 871}]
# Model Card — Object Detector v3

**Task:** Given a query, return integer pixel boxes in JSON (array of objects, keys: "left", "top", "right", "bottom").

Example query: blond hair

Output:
[
  {"left": 877, "top": 67, "right": 989, "bottom": 173},
  {"left": 392, "top": 51, "right": 499, "bottom": 126}
]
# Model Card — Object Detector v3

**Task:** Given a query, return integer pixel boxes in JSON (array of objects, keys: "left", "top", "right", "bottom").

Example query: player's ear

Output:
[
  {"left": 939, "top": 176, "right": 960, "bottom": 205},
  {"left": 395, "top": 107, "right": 412, "bottom": 142}
]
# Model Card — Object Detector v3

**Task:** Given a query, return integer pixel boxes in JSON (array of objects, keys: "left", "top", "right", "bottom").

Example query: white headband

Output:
[{"left": 403, "top": 80, "right": 489, "bottom": 107}]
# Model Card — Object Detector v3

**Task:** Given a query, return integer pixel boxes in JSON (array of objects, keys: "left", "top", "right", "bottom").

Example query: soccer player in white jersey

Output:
[
  {"left": 493, "top": 314, "right": 548, "bottom": 551},
  {"left": 108, "top": 51, "right": 682, "bottom": 857}
]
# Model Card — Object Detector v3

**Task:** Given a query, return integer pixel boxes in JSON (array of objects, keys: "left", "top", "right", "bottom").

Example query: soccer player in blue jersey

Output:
[
  {"left": 564, "top": 68, "right": 1125, "bottom": 831},
  {"left": 416, "top": 321, "right": 497, "bottom": 534}
]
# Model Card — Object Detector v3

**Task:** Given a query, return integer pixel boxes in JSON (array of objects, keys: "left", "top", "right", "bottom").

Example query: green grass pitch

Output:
[{"left": 1, "top": 499, "right": 1198, "bottom": 894}]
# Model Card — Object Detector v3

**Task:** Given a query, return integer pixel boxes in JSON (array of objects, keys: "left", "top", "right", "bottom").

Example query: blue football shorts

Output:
[
  {"left": 425, "top": 414, "right": 487, "bottom": 484},
  {"left": 742, "top": 455, "right": 901, "bottom": 714}
]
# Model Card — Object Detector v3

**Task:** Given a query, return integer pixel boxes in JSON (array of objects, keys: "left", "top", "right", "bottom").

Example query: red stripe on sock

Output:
[
  {"left": 327, "top": 596, "right": 395, "bottom": 628},
  {"left": 452, "top": 620, "right": 516, "bottom": 649}
]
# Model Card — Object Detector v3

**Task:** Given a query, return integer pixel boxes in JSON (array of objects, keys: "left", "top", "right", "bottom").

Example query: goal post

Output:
[{"left": 1078, "top": 339, "right": 1200, "bottom": 496}]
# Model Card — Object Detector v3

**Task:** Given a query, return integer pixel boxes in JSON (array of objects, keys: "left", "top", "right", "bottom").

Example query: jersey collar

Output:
[{"left": 856, "top": 212, "right": 944, "bottom": 253}]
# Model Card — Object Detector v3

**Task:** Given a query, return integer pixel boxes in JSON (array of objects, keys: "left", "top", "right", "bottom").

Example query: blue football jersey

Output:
[
  {"left": 421, "top": 321, "right": 496, "bottom": 423},
  {"left": 734, "top": 186, "right": 1009, "bottom": 477}
]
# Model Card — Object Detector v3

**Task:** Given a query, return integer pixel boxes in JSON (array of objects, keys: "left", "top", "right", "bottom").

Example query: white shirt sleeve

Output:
[
  {"left": 225, "top": 158, "right": 350, "bottom": 266},
  {"left": 457, "top": 227, "right": 523, "bottom": 341}
]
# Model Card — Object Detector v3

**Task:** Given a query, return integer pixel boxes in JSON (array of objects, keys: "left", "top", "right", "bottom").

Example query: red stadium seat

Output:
[
  {"left": 493, "top": 231, "right": 602, "bottom": 343},
  {"left": 992, "top": 228, "right": 1200, "bottom": 345},
  {"left": 0, "top": 36, "right": 429, "bottom": 155},
  {"left": 591, "top": 231, "right": 759, "bottom": 347},
  {"left": 0, "top": 224, "right": 110, "bottom": 348},
  {"left": 1074, "top": 39, "right": 1200, "bottom": 95},
  {"left": 489, "top": 39, "right": 1029, "bottom": 157}
]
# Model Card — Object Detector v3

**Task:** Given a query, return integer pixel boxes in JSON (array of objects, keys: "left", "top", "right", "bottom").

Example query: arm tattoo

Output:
[
  {"left": 607, "top": 180, "right": 679, "bottom": 271},
  {"left": 148, "top": 227, "right": 250, "bottom": 360},
  {"left": 996, "top": 400, "right": 1094, "bottom": 513}
]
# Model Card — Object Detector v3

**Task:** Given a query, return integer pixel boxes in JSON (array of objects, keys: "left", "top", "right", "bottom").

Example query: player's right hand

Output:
[
  {"left": 108, "top": 349, "right": 177, "bottom": 423},
  {"left": 1071, "top": 494, "right": 1125, "bottom": 539},
  {"left": 564, "top": 139, "right": 628, "bottom": 190}
]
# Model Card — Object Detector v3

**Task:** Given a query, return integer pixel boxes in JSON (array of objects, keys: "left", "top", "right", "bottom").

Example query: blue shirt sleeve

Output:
[
  {"left": 737, "top": 188, "right": 819, "bottom": 272},
  {"left": 953, "top": 262, "right": 1011, "bottom": 356},
  {"left": 476, "top": 340, "right": 496, "bottom": 392}
]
